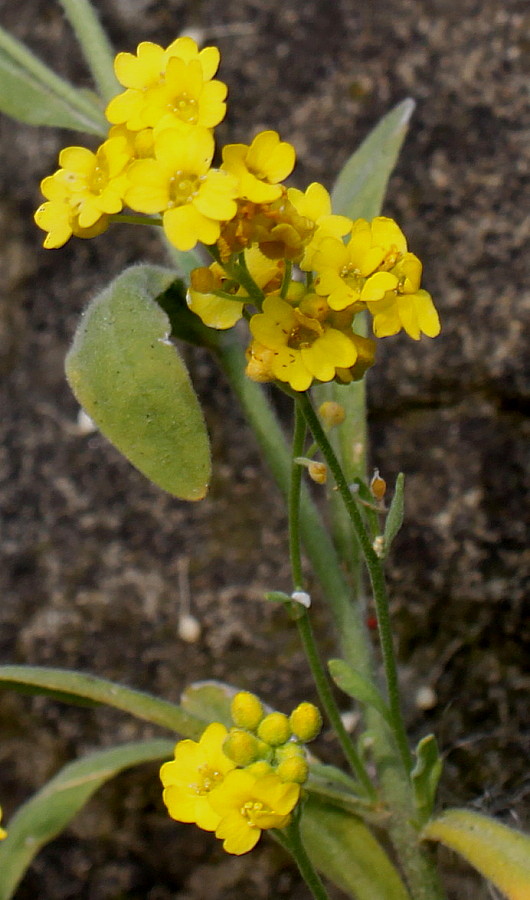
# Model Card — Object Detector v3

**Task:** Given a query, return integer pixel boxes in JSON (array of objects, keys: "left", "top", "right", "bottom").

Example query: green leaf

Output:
[
  {"left": 423, "top": 808, "right": 530, "bottom": 900},
  {"left": 383, "top": 472, "right": 405, "bottom": 556},
  {"left": 411, "top": 734, "right": 442, "bottom": 824},
  {"left": 0, "top": 25, "right": 107, "bottom": 134},
  {"left": 0, "top": 739, "right": 174, "bottom": 900},
  {"left": 0, "top": 665, "right": 204, "bottom": 738},
  {"left": 65, "top": 264, "right": 211, "bottom": 501},
  {"left": 180, "top": 681, "right": 236, "bottom": 728},
  {"left": 331, "top": 98, "right": 415, "bottom": 219},
  {"left": 328, "top": 658, "right": 392, "bottom": 726},
  {"left": 301, "top": 796, "right": 410, "bottom": 900}
]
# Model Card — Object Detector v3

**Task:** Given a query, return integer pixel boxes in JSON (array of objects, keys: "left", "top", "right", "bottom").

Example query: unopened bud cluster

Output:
[{"left": 223, "top": 691, "right": 322, "bottom": 784}]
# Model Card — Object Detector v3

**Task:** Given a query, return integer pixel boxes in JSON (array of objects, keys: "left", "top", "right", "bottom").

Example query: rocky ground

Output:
[{"left": 0, "top": 0, "right": 529, "bottom": 897}]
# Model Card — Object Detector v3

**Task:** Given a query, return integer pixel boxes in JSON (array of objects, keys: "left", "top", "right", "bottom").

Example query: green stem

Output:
[
  {"left": 0, "top": 23, "right": 107, "bottom": 135},
  {"left": 59, "top": 0, "right": 119, "bottom": 102},
  {"left": 296, "top": 392, "right": 412, "bottom": 774},
  {"left": 214, "top": 333, "right": 374, "bottom": 681},
  {"left": 289, "top": 406, "right": 375, "bottom": 795},
  {"left": 274, "top": 821, "right": 331, "bottom": 900},
  {"left": 110, "top": 214, "right": 163, "bottom": 227}
]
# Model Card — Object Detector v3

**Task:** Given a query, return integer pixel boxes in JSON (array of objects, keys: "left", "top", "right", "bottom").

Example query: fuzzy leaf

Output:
[
  {"left": 0, "top": 25, "right": 106, "bottom": 133},
  {"left": 383, "top": 472, "right": 405, "bottom": 555},
  {"left": 180, "top": 681, "right": 237, "bottom": 728},
  {"left": 301, "top": 796, "right": 410, "bottom": 900},
  {"left": 65, "top": 265, "right": 211, "bottom": 501},
  {"left": 0, "top": 740, "right": 174, "bottom": 900},
  {"left": 411, "top": 734, "right": 443, "bottom": 824},
  {"left": 423, "top": 808, "right": 530, "bottom": 900},
  {"left": 331, "top": 98, "right": 415, "bottom": 220},
  {"left": 328, "top": 659, "right": 392, "bottom": 726},
  {"left": 0, "top": 665, "right": 204, "bottom": 738}
]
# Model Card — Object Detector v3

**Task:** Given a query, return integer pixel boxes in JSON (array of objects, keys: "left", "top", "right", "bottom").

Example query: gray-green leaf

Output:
[
  {"left": 0, "top": 740, "right": 174, "bottom": 900},
  {"left": 301, "top": 796, "right": 410, "bottom": 900},
  {"left": 328, "top": 658, "right": 392, "bottom": 726},
  {"left": 383, "top": 472, "right": 405, "bottom": 555},
  {"left": 65, "top": 264, "right": 211, "bottom": 501},
  {"left": 411, "top": 734, "right": 443, "bottom": 824},
  {"left": 331, "top": 98, "right": 415, "bottom": 220},
  {"left": 0, "top": 24, "right": 107, "bottom": 134},
  {"left": 0, "top": 664, "right": 204, "bottom": 738}
]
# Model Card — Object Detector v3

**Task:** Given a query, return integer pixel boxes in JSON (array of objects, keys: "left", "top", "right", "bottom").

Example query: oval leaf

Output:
[
  {"left": 65, "top": 264, "right": 211, "bottom": 500},
  {"left": 423, "top": 808, "right": 530, "bottom": 900},
  {"left": 0, "top": 664, "right": 204, "bottom": 738},
  {"left": 301, "top": 795, "right": 410, "bottom": 900},
  {"left": 383, "top": 472, "right": 405, "bottom": 556},
  {"left": 0, "top": 740, "right": 174, "bottom": 900}
]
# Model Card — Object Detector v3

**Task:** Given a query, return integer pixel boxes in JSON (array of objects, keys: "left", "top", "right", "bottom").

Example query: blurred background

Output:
[{"left": 0, "top": 0, "right": 528, "bottom": 896}]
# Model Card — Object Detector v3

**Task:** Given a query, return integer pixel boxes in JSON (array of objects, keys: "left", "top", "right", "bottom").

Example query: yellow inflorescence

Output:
[
  {"left": 35, "top": 35, "right": 441, "bottom": 390},
  {"left": 160, "top": 692, "right": 321, "bottom": 855}
]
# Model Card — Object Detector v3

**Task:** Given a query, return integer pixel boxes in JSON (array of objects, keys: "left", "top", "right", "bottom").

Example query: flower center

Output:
[
  {"left": 170, "top": 93, "right": 199, "bottom": 124},
  {"left": 287, "top": 311, "right": 323, "bottom": 350},
  {"left": 380, "top": 245, "right": 402, "bottom": 270},
  {"left": 89, "top": 161, "right": 109, "bottom": 195},
  {"left": 241, "top": 800, "right": 268, "bottom": 827},
  {"left": 168, "top": 171, "right": 200, "bottom": 207},
  {"left": 192, "top": 764, "right": 224, "bottom": 795}
]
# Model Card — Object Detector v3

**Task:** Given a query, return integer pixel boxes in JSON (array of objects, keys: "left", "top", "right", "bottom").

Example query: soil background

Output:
[{"left": 0, "top": 0, "right": 529, "bottom": 898}]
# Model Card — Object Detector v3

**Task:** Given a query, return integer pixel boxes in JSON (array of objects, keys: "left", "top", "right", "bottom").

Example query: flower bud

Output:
[
  {"left": 318, "top": 400, "right": 346, "bottom": 427},
  {"left": 230, "top": 691, "right": 264, "bottom": 731},
  {"left": 308, "top": 461, "right": 327, "bottom": 484},
  {"left": 246, "top": 760, "right": 274, "bottom": 778},
  {"left": 370, "top": 469, "right": 386, "bottom": 501},
  {"left": 276, "top": 755, "right": 309, "bottom": 784},
  {"left": 289, "top": 702, "right": 322, "bottom": 742},
  {"left": 257, "top": 712, "right": 291, "bottom": 746},
  {"left": 223, "top": 729, "right": 261, "bottom": 766}
]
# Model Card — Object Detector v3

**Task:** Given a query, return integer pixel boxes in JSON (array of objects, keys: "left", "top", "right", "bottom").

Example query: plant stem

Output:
[
  {"left": 289, "top": 406, "right": 375, "bottom": 795},
  {"left": 296, "top": 392, "right": 412, "bottom": 774},
  {"left": 274, "top": 821, "right": 331, "bottom": 900},
  {"left": 59, "top": 0, "right": 119, "bottom": 102},
  {"left": 110, "top": 214, "right": 163, "bottom": 227}
]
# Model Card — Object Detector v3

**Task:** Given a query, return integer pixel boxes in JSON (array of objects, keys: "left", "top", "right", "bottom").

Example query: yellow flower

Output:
[
  {"left": 160, "top": 722, "right": 236, "bottom": 831},
  {"left": 313, "top": 217, "right": 408, "bottom": 310},
  {"left": 367, "top": 253, "right": 441, "bottom": 339},
  {"left": 34, "top": 137, "right": 131, "bottom": 248},
  {"left": 287, "top": 182, "right": 351, "bottom": 270},
  {"left": 208, "top": 769, "right": 300, "bottom": 854},
  {"left": 221, "top": 131, "right": 296, "bottom": 203},
  {"left": 125, "top": 126, "right": 238, "bottom": 251},
  {"left": 187, "top": 247, "right": 284, "bottom": 329},
  {"left": 248, "top": 295, "right": 358, "bottom": 391},
  {"left": 106, "top": 37, "right": 226, "bottom": 132},
  {"left": 0, "top": 805, "right": 6, "bottom": 841}
]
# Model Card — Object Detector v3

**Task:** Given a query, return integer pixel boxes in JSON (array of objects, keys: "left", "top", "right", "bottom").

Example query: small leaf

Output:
[
  {"left": 383, "top": 472, "right": 405, "bottom": 555},
  {"left": 0, "top": 665, "right": 204, "bottom": 738},
  {"left": 411, "top": 734, "right": 443, "bottom": 824},
  {"left": 65, "top": 264, "right": 211, "bottom": 501},
  {"left": 301, "top": 795, "right": 410, "bottom": 900},
  {"left": 423, "top": 808, "right": 530, "bottom": 900},
  {"left": 328, "top": 659, "right": 392, "bottom": 726},
  {"left": 331, "top": 98, "right": 415, "bottom": 220},
  {"left": 0, "top": 740, "right": 174, "bottom": 900},
  {"left": 0, "top": 25, "right": 106, "bottom": 134},
  {"left": 180, "top": 681, "right": 237, "bottom": 728}
]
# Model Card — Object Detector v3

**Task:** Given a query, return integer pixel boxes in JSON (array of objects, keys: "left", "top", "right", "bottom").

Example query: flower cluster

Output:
[
  {"left": 160, "top": 692, "right": 321, "bottom": 854},
  {"left": 35, "top": 35, "right": 440, "bottom": 391}
]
